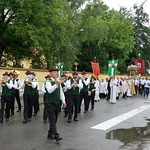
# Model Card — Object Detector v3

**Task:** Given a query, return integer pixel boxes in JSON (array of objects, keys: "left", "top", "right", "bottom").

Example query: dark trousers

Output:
[
  {"left": 33, "top": 93, "right": 39, "bottom": 114},
  {"left": 88, "top": 91, "right": 95, "bottom": 109},
  {"left": 68, "top": 94, "right": 80, "bottom": 120},
  {"left": 123, "top": 92, "right": 127, "bottom": 98},
  {"left": 79, "top": 91, "right": 88, "bottom": 112},
  {"left": 0, "top": 96, "right": 11, "bottom": 121},
  {"left": 43, "top": 94, "right": 48, "bottom": 121},
  {"left": 134, "top": 85, "right": 138, "bottom": 94},
  {"left": 15, "top": 90, "right": 21, "bottom": 110},
  {"left": 10, "top": 93, "right": 15, "bottom": 114},
  {"left": 140, "top": 85, "right": 144, "bottom": 96},
  {"left": 144, "top": 87, "right": 149, "bottom": 97},
  {"left": 99, "top": 93, "right": 106, "bottom": 99},
  {"left": 23, "top": 94, "right": 33, "bottom": 121},
  {"left": 64, "top": 94, "right": 69, "bottom": 116},
  {"left": 107, "top": 87, "right": 111, "bottom": 100},
  {"left": 47, "top": 103, "right": 59, "bottom": 138}
]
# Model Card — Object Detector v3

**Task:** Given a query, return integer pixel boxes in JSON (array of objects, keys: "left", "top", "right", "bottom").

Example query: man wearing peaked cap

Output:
[
  {"left": 9, "top": 72, "right": 18, "bottom": 115},
  {"left": 18, "top": 70, "right": 37, "bottom": 123},
  {"left": 0, "top": 72, "right": 13, "bottom": 123},
  {"left": 42, "top": 74, "right": 51, "bottom": 123},
  {"left": 3, "top": 72, "right": 9, "bottom": 76},
  {"left": 72, "top": 71, "right": 78, "bottom": 75},
  {"left": 45, "top": 75, "right": 51, "bottom": 78},
  {"left": 45, "top": 66, "right": 66, "bottom": 141},
  {"left": 32, "top": 72, "right": 40, "bottom": 117},
  {"left": 66, "top": 71, "right": 83, "bottom": 122},
  {"left": 49, "top": 66, "right": 60, "bottom": 72},
  {"left": 25, "top": 70, "right": 32, "bottom": 75},
  {"left": 79, "top": 71, "right": 90, "bottom": 113}
]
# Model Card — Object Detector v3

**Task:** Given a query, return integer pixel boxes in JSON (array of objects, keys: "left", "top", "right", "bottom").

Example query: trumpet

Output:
[
  {"left": 24, "top": 78, "right": 32, "bottom": 86},
  {"left": 1, "top": 80, "right": 7, "bottom": 86}
]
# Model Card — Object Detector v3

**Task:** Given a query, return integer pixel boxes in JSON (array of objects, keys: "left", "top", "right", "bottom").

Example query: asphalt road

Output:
[{"left": 0, "top": 95, "right": 150, "bottom": 150}]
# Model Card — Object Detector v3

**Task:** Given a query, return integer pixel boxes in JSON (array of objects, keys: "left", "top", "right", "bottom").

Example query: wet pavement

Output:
[{"left": 0, "top": 95, "right": 150, "bottom": 150}]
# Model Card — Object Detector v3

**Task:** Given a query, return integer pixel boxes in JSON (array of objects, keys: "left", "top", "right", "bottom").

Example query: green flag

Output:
[
  {"left": 55, "top": 62, "right": 63, "bottom": 77},
  {"left": 108, "top": 60, "right": 118, "bottom": 76}
]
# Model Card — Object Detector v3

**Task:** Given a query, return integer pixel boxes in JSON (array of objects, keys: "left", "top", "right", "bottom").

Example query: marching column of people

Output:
[{"left": 0, "top": 69, "right": 150, "bottom": 142}]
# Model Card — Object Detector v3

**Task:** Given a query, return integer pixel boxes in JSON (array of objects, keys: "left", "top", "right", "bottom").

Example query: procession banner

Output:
[
  {"left": 55, "top": 62, "right": 64, "bottom": 77},
  {"left": 108, "top": 60, "right": 118, "bottom": 76},
  {"left": 134, "top": 59, "right": 145, "bottom": 74},
  {"left": 91, "top": 62, "right": 100, "bottom": 76}
]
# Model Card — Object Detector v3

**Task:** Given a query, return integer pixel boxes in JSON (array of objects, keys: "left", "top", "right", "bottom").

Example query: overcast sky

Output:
[
  {"left": 83, "top": 0, "right": 150, "bottom": 25},
  {"left": 102, "top": 0, "right": 150, "bottom": 20}
]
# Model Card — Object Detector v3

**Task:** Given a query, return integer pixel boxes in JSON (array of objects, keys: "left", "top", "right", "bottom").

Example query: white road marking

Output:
[{"left": 91, "top": 105, "right": 150, "bottom": 131}]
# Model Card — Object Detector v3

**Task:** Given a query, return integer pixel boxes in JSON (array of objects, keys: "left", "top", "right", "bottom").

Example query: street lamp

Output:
[
  {"left": 94, "top": 56, "right": 96, "bottom": 62},
  {"left": 138, "top": 53, "right": 141, "bottom": 59},
  {"left": 74, "top": 62, "right": 78, "bottom": 71}
]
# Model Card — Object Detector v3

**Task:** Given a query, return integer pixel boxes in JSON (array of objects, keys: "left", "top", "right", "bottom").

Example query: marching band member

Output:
[
  {"left": 0, "top": 72, "right": 13, "bottom": 123},
  {"left": 32, "top": 72, "right": 40, "bottom": 116},
  {"left": 12, "top": 70, "right": 22, "bottom": 112},
  {"left": 88, "top": 76, "right": 97, "bottom": 110},
  {"left": 78, "top": 71, "right": 90, "bottom": 113},
  {"left": 9, "top": 72, "right": 18, "bottom": 115},
  {"left": 42, "top": 74, "right": 51, "bottom": 123},
  {"left": 18, "top": 71, "right": 37, "bottom": 123},
  {"left": 66, "top": 72, "right": 83, "bottom": 123},
  {"left": 46, "top": 66, "right": 66, "bottom": 141}
]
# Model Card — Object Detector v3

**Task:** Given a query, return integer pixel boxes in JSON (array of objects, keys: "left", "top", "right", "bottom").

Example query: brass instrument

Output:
[
  {"left": 0, "top": 77, "right": 8, "bottom": 86},
  {"left": 1, "top": 80, "right": 7, "bottom": 86},
  {"left": 24, "top": 78, "right": 32, "bottom": 86}
]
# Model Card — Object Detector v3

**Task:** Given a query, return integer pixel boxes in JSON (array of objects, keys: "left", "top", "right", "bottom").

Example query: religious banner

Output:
[
  {"left": 55, "top": 62, "right": 64, "bottom": 77},
  {"left": 91, "top": 62, "right": 100, "bottom": 76},
  {"left": 134, "top": 59, "right": 145, "bottom": 74},
  {"left": 108, "top": 60, "right": 118, "bottom": 76}
]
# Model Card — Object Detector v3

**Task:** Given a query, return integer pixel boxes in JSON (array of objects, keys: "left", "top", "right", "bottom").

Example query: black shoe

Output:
[
  {"left": 55, "top": 137, "right": 62, "bottom": 141},
  {"left": 68, "top": 119, "right": 71, "bottom": 123},
  {"left": 17, "top": 110, "right": 21, "bottom": 112},
  {"left": 11, "top": 113, "right": 14, "bottom": 116},
  {"left": 91, "top": 108, "right": 94, "bottom": 110},
  {"left": 64, "top": 114, "right": 67, "bottom": 117},
  {"left": 33, "top": 113, "right": 37, "bottom": 116},
  {"left": 5, "top": 118, "right": 9, "bottom": 122},
  {"left": 83, "top": 111, "right": 87, "bottom": 113},
  {"left": 0, "top": 120, "right": 3, "bottom": 123},
  {"left": 28, "top": 118, "right": 31, "bottom": 122},
  {"left": 74, "top": 118, "right": 78, "bottom": 121},
  {"left": 22, "top": 120, "right": 28, "bottom": 123},
  {"left": 47, "top": 135, "right": 55, "bottom": 140}
]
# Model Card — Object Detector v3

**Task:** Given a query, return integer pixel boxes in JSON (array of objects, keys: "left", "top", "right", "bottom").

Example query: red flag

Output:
[
  {"left": 134, "top": 59, "right": 145, "bottom": 74},
  {"left": 91, "top": 62, "right": 100, "bottom": 76}
]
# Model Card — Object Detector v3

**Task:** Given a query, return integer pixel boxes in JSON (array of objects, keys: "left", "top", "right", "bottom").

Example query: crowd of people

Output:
[{"left": 0, "top": 67, "right": 150, "bottom": 141}]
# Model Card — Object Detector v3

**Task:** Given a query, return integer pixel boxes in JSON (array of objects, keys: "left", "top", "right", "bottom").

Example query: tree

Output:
[
  {"left": 77, "top": 1, "right": 109, "bottom": 72},
  {"left": 77, "top": 1, "right": 135, "bottom": 73}
]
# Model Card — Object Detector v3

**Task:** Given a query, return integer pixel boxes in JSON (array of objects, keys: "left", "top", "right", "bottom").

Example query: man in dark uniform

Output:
[
  {"left": 66, "top": 72, "right": 83, "bottom": 123},
  {"left": 12, "top": 70, "right": 22, "bottom": 112},
  {"left": 46, "top": 66, "right": 66, "bottom": 141},
  {"left": 78, "top": 71, "right": 90, "bottom": 113},
  {"left": 9, "top": 72, "right": 17, "bottom": 115},
  {"left": 18, "top": 71, "right": 37, "bottom": 123},
  {"left": 0, "top": 72, "right": 13, "bottom": 123},
  {"left": 42, "top": 74, "right": 51, "bottom": 123},
  {"left": 32, "top": 72, "right": 39, "bottom": 116}
]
